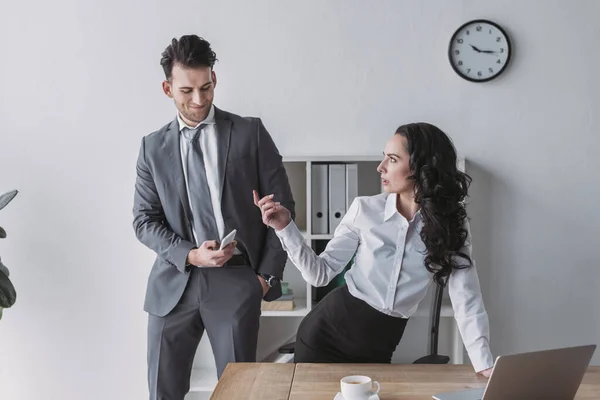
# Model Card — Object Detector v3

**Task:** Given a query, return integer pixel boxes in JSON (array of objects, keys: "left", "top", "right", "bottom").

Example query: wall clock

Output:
[{"left": 448, "top": 19, "right": 512, "bottom": 82}]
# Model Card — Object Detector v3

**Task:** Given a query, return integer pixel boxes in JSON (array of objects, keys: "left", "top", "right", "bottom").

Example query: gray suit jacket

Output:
[{"left": 133, "top": 107, "right": 295, "bottom": 317}]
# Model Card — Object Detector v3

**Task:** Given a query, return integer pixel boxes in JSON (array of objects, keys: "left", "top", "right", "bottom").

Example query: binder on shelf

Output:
[
  {"left": 345, "top": 164, "right": 358, "bottom": 210},
  {"left": 328, "top": 164, "right": 346, "bottom": 234},
  {"left": 311, "top": 164, "right": 328, "bottom": 234}
]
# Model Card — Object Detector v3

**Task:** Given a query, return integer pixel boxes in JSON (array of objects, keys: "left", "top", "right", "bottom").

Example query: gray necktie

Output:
[{"left": 185, "top": 125, "right": 219, "bottom": 245}]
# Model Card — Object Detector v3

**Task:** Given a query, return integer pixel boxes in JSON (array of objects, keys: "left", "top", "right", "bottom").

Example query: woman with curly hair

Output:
[{"left": 253, "top": 123, "right": 493, "bottom": 377}]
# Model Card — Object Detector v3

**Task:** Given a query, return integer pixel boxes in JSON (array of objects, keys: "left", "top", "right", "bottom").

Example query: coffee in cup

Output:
[{"left": 340, "top": 375, "right": 380, "bottom": 400}]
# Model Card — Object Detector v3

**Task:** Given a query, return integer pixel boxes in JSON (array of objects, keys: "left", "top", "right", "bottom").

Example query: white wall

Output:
[{"left": 1, "top": 0, "right": 599, "bottom": 399}]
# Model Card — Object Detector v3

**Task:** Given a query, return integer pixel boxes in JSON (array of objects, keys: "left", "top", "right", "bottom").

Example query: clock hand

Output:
[{"left": 469, "top": 44, "right": 482, "bottom": 53}]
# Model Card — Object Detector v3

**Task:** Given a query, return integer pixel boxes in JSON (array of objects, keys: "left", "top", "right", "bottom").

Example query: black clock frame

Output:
[{"left": 448, "top": 19, "right": 512, "bottom": 83}]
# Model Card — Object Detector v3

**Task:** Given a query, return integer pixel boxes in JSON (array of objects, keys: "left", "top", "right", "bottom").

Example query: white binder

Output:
[
  {"left": 345, "top": 164, "right": 358, "bottom": 210},
  {"left": 311, "top": 164, "right": 328, "bottom": 234},
  {"left": 328, "top": 164, "right": 346, "bottom": 234}
]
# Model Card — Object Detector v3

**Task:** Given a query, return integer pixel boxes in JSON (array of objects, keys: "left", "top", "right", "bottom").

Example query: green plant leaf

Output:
[
  {"left": 0, "top": 258, "right": 8, "bottom": 276},
  {"left": 0, "top": 190, "right": 18, "bottom": 211},
  {"left": 0, "top": 268, "right": 17, "bottom": 308}
]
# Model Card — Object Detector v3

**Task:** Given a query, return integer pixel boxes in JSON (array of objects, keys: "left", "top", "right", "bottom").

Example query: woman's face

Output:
[{"left": 377, "top": 134, "right": 414, "bottom": 194}]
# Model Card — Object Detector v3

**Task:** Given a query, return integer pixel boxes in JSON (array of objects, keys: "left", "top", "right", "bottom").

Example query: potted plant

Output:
[{"left": 0, "top": 190, "right": 18, "bottom": 320}]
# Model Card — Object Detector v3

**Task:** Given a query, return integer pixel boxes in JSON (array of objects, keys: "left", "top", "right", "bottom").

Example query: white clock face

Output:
[{"left": 449, "top": 20, "right": 511, "bottom": 82}]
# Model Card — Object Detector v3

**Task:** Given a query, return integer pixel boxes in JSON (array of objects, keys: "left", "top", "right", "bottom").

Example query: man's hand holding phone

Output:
[{"left": 186, "top": 230, "right": 237, "bottom": 267}]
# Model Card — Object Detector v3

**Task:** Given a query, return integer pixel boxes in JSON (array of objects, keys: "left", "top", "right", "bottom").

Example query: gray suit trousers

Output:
[{"left": 147, "top": 263, "right": 262, "bottom": 400}]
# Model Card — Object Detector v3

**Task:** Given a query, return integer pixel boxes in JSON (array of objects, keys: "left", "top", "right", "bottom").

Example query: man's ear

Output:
[
  {"left": 212, "top": 71, "right": 217, "bottom": 89},
  {"left": 162, "top": 80, "right": 173, "bottom": 98}
]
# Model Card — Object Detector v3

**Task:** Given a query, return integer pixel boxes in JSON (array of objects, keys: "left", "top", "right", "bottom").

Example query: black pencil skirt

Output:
[{"left": 294, "top": 285, "right": 409, "bottom": 363}]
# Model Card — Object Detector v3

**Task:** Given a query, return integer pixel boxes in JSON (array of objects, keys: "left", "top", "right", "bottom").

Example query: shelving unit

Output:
[
  {"left": 274, "top": 155, "right": 384, "bottom": 316},
  {"left": 261, "top": 297, "right": 309, "bottom": 317},
  {"left": 189, "top": 368, "right": 218, "bottom": 392}
]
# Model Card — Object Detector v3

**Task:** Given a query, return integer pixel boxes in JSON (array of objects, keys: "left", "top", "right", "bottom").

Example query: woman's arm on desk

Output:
[
  {"left": 253, "top": 190, "right": 359, "bottom": 287},
  {"left": 448, "top": 220, "right": 495, "bottom": 375}
]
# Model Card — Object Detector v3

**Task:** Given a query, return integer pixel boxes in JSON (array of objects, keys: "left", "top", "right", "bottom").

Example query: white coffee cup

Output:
[{"left": 340, "top": 375, "right": 380, "bottom": 400}]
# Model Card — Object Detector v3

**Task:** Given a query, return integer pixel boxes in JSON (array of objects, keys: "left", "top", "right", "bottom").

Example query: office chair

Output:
[{"left": 413, "top": 283, "right": 450, "bottom": 364}]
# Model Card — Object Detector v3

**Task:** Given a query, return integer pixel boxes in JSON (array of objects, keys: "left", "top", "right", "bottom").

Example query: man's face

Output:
[{"left": 162, "top": 64, "right": 216, "bottom": 125}]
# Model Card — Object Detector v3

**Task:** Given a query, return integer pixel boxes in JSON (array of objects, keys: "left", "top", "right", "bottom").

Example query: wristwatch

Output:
[{"left": 257, "top": 273, "right": 278, "bottom": 288}]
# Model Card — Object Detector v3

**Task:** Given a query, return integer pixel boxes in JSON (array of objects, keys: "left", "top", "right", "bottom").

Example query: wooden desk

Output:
[
  {"left": 210, "top": 363, "right": 295, "bottom": 399},
  {"left": 211, "top": 363, "right": 600, "bottom": 400}
]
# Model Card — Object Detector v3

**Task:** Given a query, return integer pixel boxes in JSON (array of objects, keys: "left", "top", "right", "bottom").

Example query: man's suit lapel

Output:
[
  {"left": 214, "top": 107, "right": 232, "bottom": 200},
  {"left": 162, "top": 118, "right": 194, "bottom": 225}
]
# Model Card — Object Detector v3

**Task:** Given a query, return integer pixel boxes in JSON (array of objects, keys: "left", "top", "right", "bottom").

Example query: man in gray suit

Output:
[{"left": 133, "top": 35, "right": 295, "bottom": 400}]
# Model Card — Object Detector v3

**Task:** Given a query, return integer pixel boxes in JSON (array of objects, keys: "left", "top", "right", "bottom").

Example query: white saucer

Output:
[{"left": 334, "top": 393, "right": 380, "bottom": 400}]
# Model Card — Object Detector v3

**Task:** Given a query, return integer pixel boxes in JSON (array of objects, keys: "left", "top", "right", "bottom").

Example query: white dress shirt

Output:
[
  {"left": 177, "top": 105, "right": 230, "bottom": 248},
  {"left": 275, "top": 192, "right": 493, "bottom": 372}
]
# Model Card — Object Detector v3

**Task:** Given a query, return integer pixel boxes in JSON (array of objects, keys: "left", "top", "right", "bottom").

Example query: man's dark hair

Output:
[{"left": 160, "top": 35, "right": 217, "bottom": 80}]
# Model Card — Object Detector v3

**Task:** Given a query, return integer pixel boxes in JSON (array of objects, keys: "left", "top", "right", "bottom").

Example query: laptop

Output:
[{"left": 433, "top": 344, "right": 596, "bottom": 400}]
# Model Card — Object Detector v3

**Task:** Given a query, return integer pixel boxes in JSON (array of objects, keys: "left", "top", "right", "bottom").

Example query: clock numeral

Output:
[
  {"left": 466, "top": 30, "right": 470, "bottom": 35},
  {"left": 467, "top": 69, "right": 471, "bottom": 74},
  {"left": 497, "top": 37, "right": 502, "bottom": 42},
  {"left": 458, "top": 61, "right": 463, "bottom": 66},
  {"left": 489, "top": 29, "right": 492, "bottom": 34},
  {"left": 477, "top": 71, "right": 482, "bottom": 77},
  {"left": 489, "top": 68, "right": 494, "bottom": 73},
  {"left": 454, "top": 50, "right": 460, "bottom": 55},
  {"left": 497, "top": 59, "right": 502, "bottom": 64},
  {"left": 500, "top": 48, "right": 505, "bottom": 53},
  {"left": 456, "top": 38, "right": 464, "bottom": 44},
  {"left": 476, "top": 25, "right": 482, "bottom": 31}
]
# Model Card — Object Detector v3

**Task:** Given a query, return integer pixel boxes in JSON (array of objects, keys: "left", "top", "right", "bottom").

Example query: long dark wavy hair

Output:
[{"left": 395, "top": 123, "right": 473, "bottom": 286}]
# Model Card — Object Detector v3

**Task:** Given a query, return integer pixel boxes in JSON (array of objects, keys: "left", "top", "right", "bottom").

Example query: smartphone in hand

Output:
[{"left": 219, "top": 229, "right": 237, "bottom": 251}]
